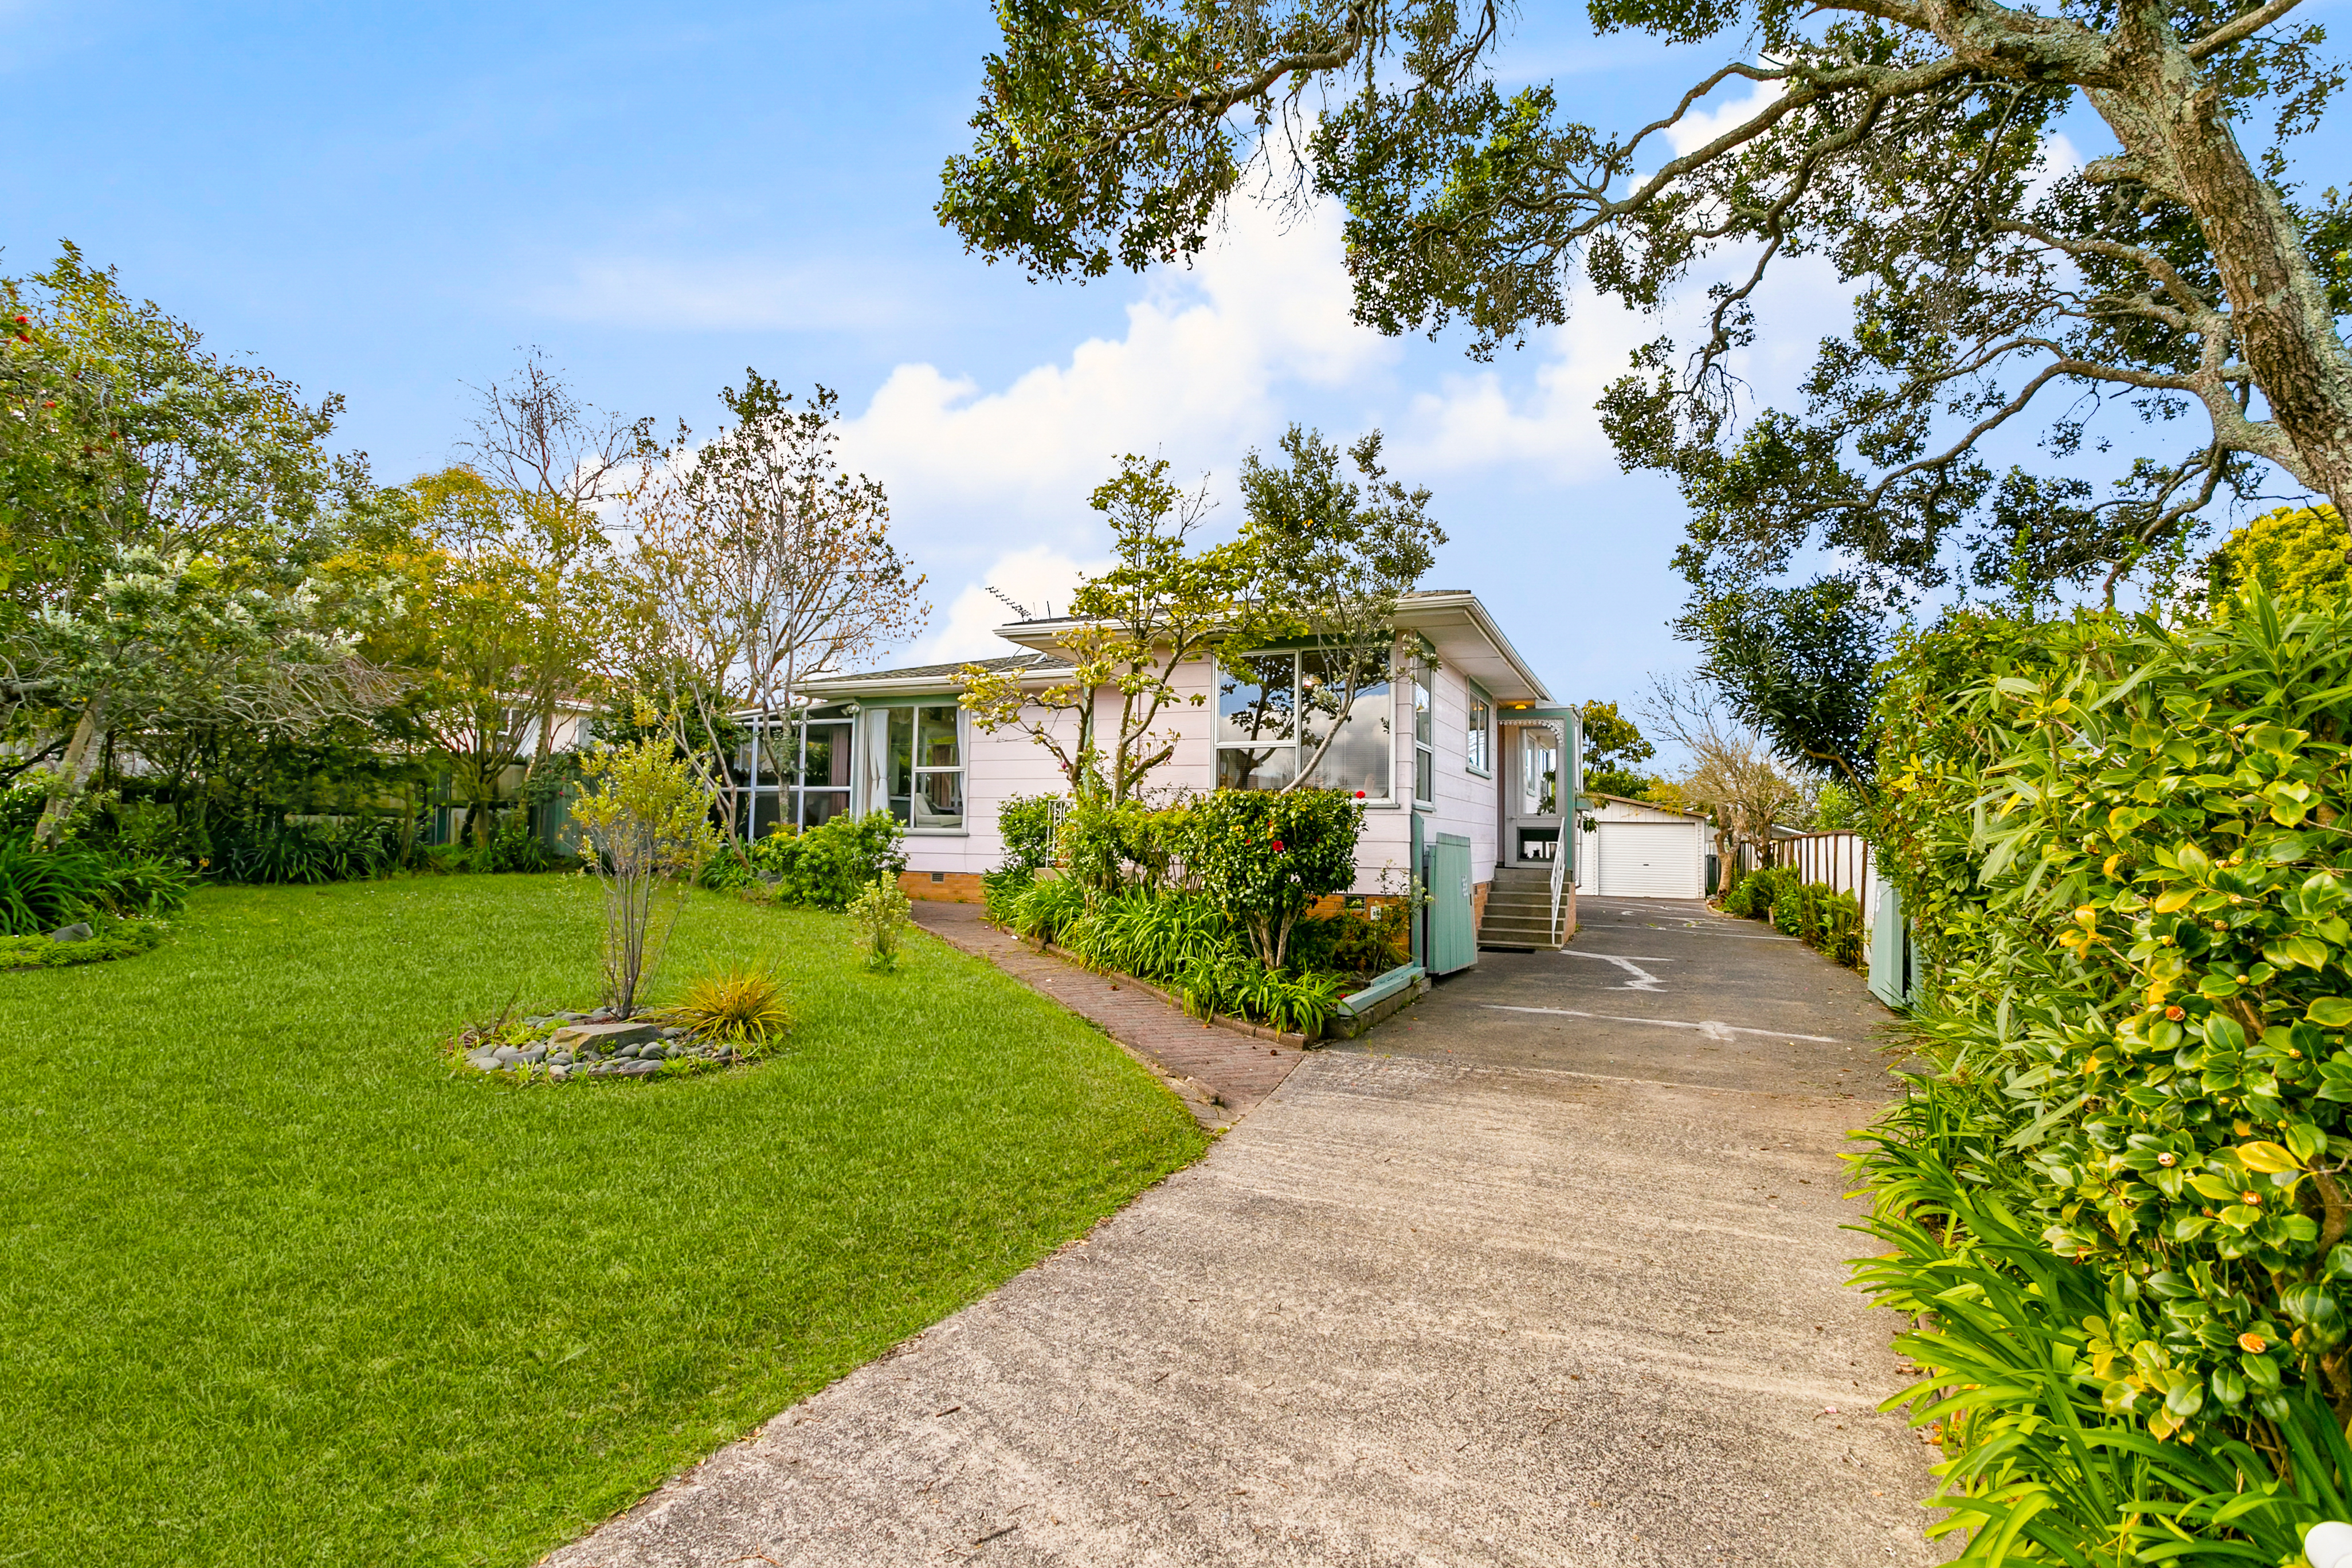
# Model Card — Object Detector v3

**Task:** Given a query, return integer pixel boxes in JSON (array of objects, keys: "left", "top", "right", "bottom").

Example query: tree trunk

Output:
[
  {"left": 36, "top": 696, "right": 107, "bottom": 848},
  {"left": 2090, "top": 51, "right": 2352, "bottom": 519}
]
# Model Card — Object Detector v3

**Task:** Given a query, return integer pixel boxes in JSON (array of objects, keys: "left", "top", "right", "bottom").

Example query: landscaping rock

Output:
[
  {"left": 491, "top": 1045, "right": 524, "bottom": 1067},
  {"left": 548, "top": 1065, "right": 569, "bottom": 1082},
  {"left": 619, "top": 1059, "right": 660, "bottom": 1077},
  {"left": 547, "top": 1019, "right": 663, "bottom": 1054},
  {"left": 660, "top": 1027, "right": 684, "bottom": 1039},
  {"left": 522, "top": 1045, "right": 548, "bottom": 1064},
  {"left": 640, "top": 1044, "right": 667, "bottom": 1061},
  {"left": 550, "top": 1051, "right": 573, "bottom": 1067},
  {"left": 47, "top": 922, "right": 92, "bottom": 943}
]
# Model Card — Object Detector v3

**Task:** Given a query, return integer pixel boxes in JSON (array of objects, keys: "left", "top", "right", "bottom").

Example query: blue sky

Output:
[{"left": 6, "top": 1, "right": 2345, "bottom": 730}]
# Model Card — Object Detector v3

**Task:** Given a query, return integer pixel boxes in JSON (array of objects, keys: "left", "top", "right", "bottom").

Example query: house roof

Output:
[
  {"left": 1587, "top": 791, "right": 1713, "bottom": 822},
  {"left": 984, "top": 589, "right": 1553, "bottom": 704},
  {"left": 798, "top": 651, "right": 1071, "bottom": 700}
]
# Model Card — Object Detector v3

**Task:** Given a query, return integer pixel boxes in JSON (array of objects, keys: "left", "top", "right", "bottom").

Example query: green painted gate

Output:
[{"left": 1428, "top": 832, "right": 1477, "bottom": 976}]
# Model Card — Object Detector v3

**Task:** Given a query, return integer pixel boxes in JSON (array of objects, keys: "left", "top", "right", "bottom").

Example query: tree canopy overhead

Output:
[{"left": 939, "top": 0, "right": 2352, "bottom": 605}]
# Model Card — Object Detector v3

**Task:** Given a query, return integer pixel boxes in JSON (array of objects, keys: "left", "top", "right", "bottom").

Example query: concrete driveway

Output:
[{"left": 544, "top": 899, "right": 1946, "bottom": 1567}]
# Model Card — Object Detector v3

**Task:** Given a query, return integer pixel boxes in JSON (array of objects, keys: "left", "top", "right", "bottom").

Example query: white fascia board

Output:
[
  {"left": 1392, "top": 593, "right": 1552, "bottom": 705},
  {"left": 796, "top": 667, "right": 1076, "bottom": 702},
  {"left": 996, "top": 594, "right": 1553, "bottom": 703}
]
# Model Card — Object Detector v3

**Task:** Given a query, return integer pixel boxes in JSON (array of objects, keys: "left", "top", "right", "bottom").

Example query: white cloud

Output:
[
  {"left": 905, "top": 544, "right": 1104, "bottom": 665},
  {"left": 837, "top": 198, "right": 1393, "bottom": 557},
  {"left": 1389, "top": 246, "right": 1853, "bottom": 483},
  {"left": 1662, "top": 75, "right": 1785, "bottom": 157},
  {"left": 1387, "top": 295, "right": 1659, "bottom": 480},
  {"left": 834, "top": 198, "right": 1395, "bottom": 672}
]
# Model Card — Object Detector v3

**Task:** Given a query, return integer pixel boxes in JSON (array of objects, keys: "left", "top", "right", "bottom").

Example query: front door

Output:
[{"left": 1503, "top": 723, "right": 1563, "bottom": 867}]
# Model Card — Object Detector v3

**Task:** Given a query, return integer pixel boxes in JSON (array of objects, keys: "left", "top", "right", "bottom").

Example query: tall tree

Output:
[
  {"left": 19, "top": 546, "right": 391, "bottom": 844},
  {"left": 619, "top": 376, "right": 927, "bottom": 841},
  {"left": 1238, "top": 425, "right": 1445, "bottom": 791},
  {"left": 366, "top": 468, "right": 606, "bottom": 847},
  {"left": 961, "top": 455, "right": 1252, "bottom": 802},
  {"left": 460, "top": 350, "right": 649, "bottom": 778},
  {"left": 1576, "top": 700, "right": 1656, "bottom": 798},
  {"left": 1, "top": 246, "right": 361, "bottom": 828},
  {"left": 1679, "top": 575, "right": 1888, "bottom": 783},
  {"left": 939, "top": 1, "right": 2352, "bottom": 601}
]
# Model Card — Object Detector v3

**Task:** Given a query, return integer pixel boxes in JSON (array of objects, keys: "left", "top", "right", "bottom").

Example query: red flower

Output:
[{"left": 1271, "top": 841, "right": 1285, "bottom": 852}]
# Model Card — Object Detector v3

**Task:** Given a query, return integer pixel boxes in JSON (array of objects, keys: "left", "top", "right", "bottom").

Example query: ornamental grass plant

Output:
[{"left": 662, "top": 963, "right": 794, "bottom": 1055}]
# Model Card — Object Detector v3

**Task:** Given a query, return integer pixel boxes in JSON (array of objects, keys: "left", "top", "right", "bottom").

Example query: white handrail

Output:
[
  {"left": 1548, "top": 822, "right": 1567, "bottom": 946},
  {"left": 1548, "top": 715, "right": 1570, "bottom": 946}
]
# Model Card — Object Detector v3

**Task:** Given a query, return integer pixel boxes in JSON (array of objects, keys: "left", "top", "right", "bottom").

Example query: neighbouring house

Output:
[
  {"left": 742, "top": 591, "right": 1583, "bottom": 952},
  {"left": 421, "top": 698, "right": 598, "bottom": 848},
  {"left": 1574, "top": 794, "right": 1714, "bottom": 900}
]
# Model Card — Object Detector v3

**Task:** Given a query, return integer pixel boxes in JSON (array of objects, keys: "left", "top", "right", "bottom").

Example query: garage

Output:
[{"left": 1575, "top": 797, "right": 1709, "bottom": 899}]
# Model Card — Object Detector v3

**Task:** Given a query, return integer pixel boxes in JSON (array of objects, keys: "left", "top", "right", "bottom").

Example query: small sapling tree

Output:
[
  {"left": 960, "top": 455, "right": 1252, "bottom": 803},
  {"left": 570, "top": 729, "right": 720, "bottom": 1017}
]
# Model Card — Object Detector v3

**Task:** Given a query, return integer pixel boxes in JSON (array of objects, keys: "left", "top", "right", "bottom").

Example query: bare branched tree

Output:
[
  {"left": 1641, "top": 673, "right": 1814, "bottom": 874},
  {"left": 620, "top": 375, "right": 927, "bottom": 840}
]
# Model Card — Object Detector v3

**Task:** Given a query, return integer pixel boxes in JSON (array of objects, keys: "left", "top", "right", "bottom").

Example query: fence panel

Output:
[{"left": 1771, "top": 830, "right": 1877, "bottom": 929}]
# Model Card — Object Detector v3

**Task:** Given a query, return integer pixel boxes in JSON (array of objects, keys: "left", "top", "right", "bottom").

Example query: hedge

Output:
[{"left": 1859, "top": 591, "right": 2352, "bottom": 1559}]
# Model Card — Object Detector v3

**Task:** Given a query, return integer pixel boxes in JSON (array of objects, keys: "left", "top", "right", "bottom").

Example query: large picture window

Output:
[
  {"left": 740, "top": 714, "right": 852, "bottom": 837},
  {"left": 888, "top": 704, "right": 965, "bottom": 830},
  {"left": 1216, "top": 650, "right": 1391, "bottom": 798}
]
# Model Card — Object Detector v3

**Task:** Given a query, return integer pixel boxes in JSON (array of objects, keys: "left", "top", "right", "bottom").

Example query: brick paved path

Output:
[{"left": 908, "top": 903, "right": 1302, "bottom": 1131}]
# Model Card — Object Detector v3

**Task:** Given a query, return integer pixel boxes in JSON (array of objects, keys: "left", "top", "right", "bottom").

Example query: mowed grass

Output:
[{"left": 0, "top": 876, "right": 1208, "bottom": 1566}]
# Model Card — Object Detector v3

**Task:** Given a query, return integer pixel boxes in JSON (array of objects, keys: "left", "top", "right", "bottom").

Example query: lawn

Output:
[{"left": 0, "top": 875, "right": 1208, "bottom": 1566}]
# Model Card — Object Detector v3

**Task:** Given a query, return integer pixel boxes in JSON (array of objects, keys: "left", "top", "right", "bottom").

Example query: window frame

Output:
[
  {"left": 888, "top": 701, "right": 970, "bottom": 835},
  {"left": 1215, "top": 647, "right": 1394, "bottom": 800},
  {"left": 1411, "top": 664, "right": 1435, "bottom": 809},
  {"left": 1465, "top": 689, "right": 1492, "bottom": 777}
]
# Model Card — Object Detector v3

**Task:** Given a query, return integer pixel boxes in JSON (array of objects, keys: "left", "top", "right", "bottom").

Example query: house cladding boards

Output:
[{"left": 790, "top": 593, "right": 1552, "bottom": 897}]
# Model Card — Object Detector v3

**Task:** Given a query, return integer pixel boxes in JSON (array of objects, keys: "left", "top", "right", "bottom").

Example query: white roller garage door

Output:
[{"left": 1597, "top": 821, "right": 1704, "bottom": 898}]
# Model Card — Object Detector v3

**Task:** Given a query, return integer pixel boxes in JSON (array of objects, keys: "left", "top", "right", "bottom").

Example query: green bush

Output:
[
  {"left": 1722, "top": 867, "right": 1860, "bottom": 969},
  {"left": 995, "top": 878, "right": 1348, "bottom": 1036},
  {"left": 1857, "top": 590, "right": 2352, "bottom": 1554},
  {"left": 1287, "top": 900, "right": 1410, "bottom": 979},
  {"left": 699, "top": 842, "right": 758, "bottom": 892},
  {"left": 747, "top": 811, "right": 907, "bottom": 911},
  {"left": 980, "top": 866, "right": 1034, "bottom": 923},
  {"left": 0, "top": 836, "right": 191, "bottom": 935},
  {"left": 213, "top": 816, "right": 413, "bottom": 884},
  {"left": 1181, "top": 787, "right": 1362, "bottom": 969},
  {"left": 846, "top": 872, "right": 912, "bottom": 972},
  {"left": 997, "top": 794, "right": 1061, "bottom": 874},
  {"left": 999, "top": 874, "right": 1086, "bottom": 946}
]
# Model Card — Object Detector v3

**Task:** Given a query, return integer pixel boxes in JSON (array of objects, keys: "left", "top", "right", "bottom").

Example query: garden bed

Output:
[{"left": 448, "top": 1006, "right": 751, "bottom": 1080}]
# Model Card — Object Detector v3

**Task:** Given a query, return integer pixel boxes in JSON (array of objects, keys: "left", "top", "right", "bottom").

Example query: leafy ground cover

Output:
[{"left": 0, "top": 874, "right": 1206, "bottom": 1566}]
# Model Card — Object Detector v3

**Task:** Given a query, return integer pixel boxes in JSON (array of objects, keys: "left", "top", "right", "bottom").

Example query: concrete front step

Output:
[{"left": 1479, "top": 924, "right": 1562, "bottom": 944}]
